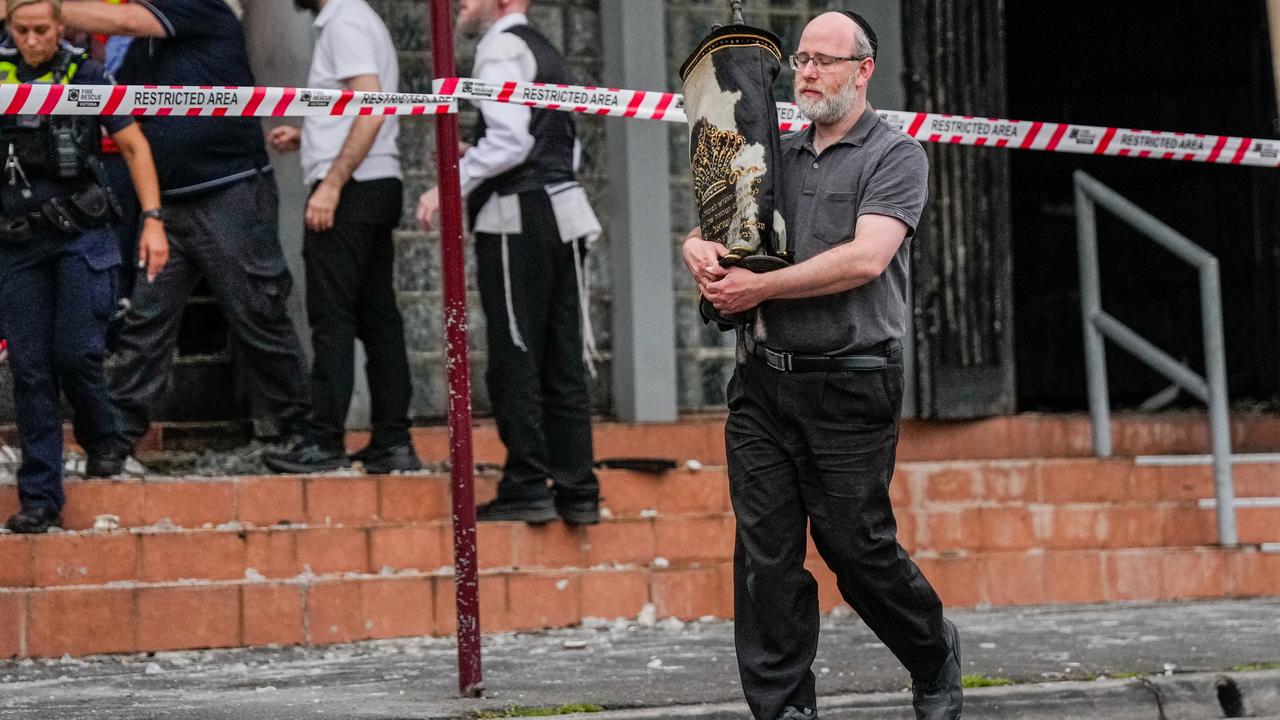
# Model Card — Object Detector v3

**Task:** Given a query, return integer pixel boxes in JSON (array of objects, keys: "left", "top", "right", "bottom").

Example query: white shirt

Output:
[
  {"left": 301, "top": 0, "right": 401, "bottom": 186},
  {"left": 463, "top": 13, "right": 598, "bottom": 243}
]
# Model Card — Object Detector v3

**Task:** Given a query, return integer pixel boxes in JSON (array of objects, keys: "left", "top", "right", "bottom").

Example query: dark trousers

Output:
[
  {"left": 109, "top": 174, "right": 309, "bottom": 445},
  {"left": 0, "top": 236, "right": 121, "bottom": 513},
  {"left": 475, "top": 190, "right": 596, "bottom": 500},
  {"left": 302, "top": 177, "right": 411, "bottom": 449},
  {"left": 725, "top": 347, "right": 947, "bottom": 720}
]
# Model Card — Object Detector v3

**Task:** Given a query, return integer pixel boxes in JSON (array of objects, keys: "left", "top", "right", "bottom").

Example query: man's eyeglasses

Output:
[{"left": 788, "top": 52, "right": 867, "bottom": 71}]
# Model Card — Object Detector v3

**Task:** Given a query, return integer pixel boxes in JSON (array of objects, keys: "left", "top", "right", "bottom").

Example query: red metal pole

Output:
[{"left": 427, "top": 0, "right": 483, "bottom": 698}]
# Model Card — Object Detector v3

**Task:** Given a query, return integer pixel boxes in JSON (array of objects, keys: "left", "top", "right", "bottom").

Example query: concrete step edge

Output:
[{"left": 540, "top": 669, "right": 1280, "bottom": 720}]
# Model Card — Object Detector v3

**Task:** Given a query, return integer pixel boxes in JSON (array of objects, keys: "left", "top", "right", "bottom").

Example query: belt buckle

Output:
[{"left": 763, "top": 347, "right": 792, "bottom": 372}]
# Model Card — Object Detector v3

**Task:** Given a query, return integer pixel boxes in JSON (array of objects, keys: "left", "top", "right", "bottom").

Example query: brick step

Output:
[
  {"left": 4, "top": 499, "right": 1277, "bottom": 589},
  {"left": 3, "top": 545, "right": 1278, "bottom": 659},
  {"left": 103, "top": 411, "right": 1280, "bottom": 463},
  {"left": 0, "top": 467, "right": 726, "bottom": 532},
  {"left": 347, "top": 412, "right": 1280, "bottom": 466},
  {"left": 5, "top": 456, "right": 1280, "bottom": 534}
]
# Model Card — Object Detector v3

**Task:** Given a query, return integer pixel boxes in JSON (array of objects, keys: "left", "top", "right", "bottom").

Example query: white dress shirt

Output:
[{"left": 301, "top": 0, "right": 401, "bottom": 186}]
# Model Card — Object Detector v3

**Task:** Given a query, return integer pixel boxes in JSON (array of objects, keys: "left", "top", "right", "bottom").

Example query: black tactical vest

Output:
[{"left": 0, "top": 47, "right": 101, "bottom": 183}]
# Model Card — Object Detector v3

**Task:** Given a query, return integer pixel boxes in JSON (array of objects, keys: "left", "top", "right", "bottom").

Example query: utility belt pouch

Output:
[
  {"left": 68, "top": 184, "right": 115, "bottom": 226},
  {"left": 38, "top": 184, "right": 115, "bottom": 236},
  {"left": 0, "top": 216, "right": 37, "bottom": 245},
  {"left": 41, "top": 195, "right": 82, "bottom": 234}
]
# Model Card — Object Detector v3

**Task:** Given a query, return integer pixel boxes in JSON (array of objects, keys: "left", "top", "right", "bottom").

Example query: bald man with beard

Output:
[{"left": 683, "top": 12, "right": 963, "bottom": 720}]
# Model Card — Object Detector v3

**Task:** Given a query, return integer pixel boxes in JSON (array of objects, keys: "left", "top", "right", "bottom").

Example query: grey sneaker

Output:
[
  {"left": 777, "top": 707, "right": 817, "bottom": 720},
  {"left": 911, "top": 618, "right": 963, "bottom": 719}
]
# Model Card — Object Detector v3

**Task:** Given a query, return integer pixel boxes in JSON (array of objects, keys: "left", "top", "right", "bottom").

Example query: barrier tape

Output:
[
  {"left": 1, "top": 78, "right": 1274, "bottom": 169},
  {"left": 438, "top": 77, "right": 1280, "bottom": 169},
  {"left": 0, "top": 83, "right": 456, "bottom": 117}
]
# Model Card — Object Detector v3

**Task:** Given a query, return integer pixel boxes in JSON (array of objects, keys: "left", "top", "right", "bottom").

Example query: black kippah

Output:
[{"left": 842, "top": 11, "right": 878, "bottom": 60}]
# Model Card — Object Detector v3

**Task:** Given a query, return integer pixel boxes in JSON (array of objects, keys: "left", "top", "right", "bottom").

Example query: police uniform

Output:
[{"left": 0, "top": 41, "right": 130, "bottom": 523}]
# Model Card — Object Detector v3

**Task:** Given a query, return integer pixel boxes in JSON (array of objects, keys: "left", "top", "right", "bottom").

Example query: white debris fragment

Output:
[
  {"left": 639, "top": 509, "right": 659, "bottom": 518},
  {"left": 979, "top": 642, "right": 997, "bottom": 650},
  {"left": 1163, "top": 663, "right": 1177, "bottom": 675},
  {"left": 658, "top": 618, "right": 685, "bottom": 632},
  {"left": 244, "top": 568, "right": 265, "bottom": 582},
  {"left": 636, "top": 604, "right": 658, "bottom": 627},
  {"left": 562, "top": 640, "right": 588, "bottom": 650},
  {"left": 144, "top": 663, "right": 164, "bottom": 675},
  {"left": 646, "top": 658, "right": 663, "bottom": 669},
  {"left": 651, "top": 557, "right": 670, "bottom": 569},
  {"left": 600, "top": 507, "right": 614, "bottom": 519},
  {"left": 685, "top": 459, "right": 703, "bottom": 471},
  {"left": 555, "top": 579, "right": 569, "bottom": 591},
  {"left": 828, "top": 604, "right": 853, "bottom": 619},
  {"left": 92, "top": 515, "right": 120, "bottom": 532}
]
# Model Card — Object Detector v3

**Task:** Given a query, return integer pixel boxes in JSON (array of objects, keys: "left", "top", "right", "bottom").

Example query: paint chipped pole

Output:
[{"left": 428, "top": 0, "right": 483, "bottom": 698}]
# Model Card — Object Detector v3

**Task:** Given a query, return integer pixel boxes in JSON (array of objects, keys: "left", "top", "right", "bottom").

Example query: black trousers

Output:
[
  {"left": 725, "top": 347, "right": 947, "bottom": 720},
  {"left": 0, "top": 231, "right": 121, "bottom": 513},
  {"left": 474, "top": 189, "right": 596, "bottom": 501},
  {"left": 302, "top": 177, "right": 412, "bottom": 450},
  {"left": 109, "top": 174, "right": 310, "bottom": 445}
]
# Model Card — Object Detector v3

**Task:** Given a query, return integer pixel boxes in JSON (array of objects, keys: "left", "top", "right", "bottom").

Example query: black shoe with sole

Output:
[
  {"left": 555, "top": 494, "right": 600, "bottom": 525},
  {"left": 86, "top": 439, "right": 131, "bottom": 477},
  {"left": 476, "top": 493, "right": 557, "bottom": 524},
  {"left": 776, "top": 706, "right": 817, "bottom": 720},
  {"left": 5, "top": 507, "right": 62, "bottom": 534},
  {"left": 264, "top": 440, "right": 351, "bottom": 474},
  {"left": 912, "top": 618, "right": 963, "bottom": 720},
  {"left": 351, "top": 444, "right": 423, "bottom": 474}
]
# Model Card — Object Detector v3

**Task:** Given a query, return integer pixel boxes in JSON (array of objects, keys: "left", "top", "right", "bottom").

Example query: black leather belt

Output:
[{"left": 745, "top": 335, "right": 898, "bottom": 373}]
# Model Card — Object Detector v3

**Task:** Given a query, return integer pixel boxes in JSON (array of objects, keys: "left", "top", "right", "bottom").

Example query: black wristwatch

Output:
[{"left": 141, "top": 208, "right": 165, "bottom": 222}]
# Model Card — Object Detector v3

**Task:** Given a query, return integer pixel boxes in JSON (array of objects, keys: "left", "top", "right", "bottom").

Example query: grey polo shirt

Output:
[{"left": 760, "top": 107, "right": 929, "bottom": 355}]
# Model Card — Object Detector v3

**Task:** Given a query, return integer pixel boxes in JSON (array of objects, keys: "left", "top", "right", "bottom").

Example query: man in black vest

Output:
[{"left": 418, "top": 0, "right": 602, "bottom": 525}]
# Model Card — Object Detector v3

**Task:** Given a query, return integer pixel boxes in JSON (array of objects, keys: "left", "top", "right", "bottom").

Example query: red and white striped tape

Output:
[
  {"left": 438, "top": 77, "right": 1280, "bottom": 169},
  {"left": 0, "top": 83, "right": 456, "bottom": 117},
  {"left": 2, "top": 78, "right": 1274, "bottom": 168}
]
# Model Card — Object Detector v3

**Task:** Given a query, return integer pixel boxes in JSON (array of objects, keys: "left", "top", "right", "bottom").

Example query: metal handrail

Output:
[{"left": 1074, "top": 171, "right": 1237, "bottom": 546}]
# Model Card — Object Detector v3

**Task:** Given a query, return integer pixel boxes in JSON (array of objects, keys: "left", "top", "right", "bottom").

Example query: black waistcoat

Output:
[{"left": 467, "top": 24, "right": 577, "bottom": 226}]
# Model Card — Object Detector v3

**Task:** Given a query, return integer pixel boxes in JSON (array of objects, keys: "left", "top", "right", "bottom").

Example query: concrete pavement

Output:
[{"left": 2, "top": 599, "right": 1277, "bottom": 719}]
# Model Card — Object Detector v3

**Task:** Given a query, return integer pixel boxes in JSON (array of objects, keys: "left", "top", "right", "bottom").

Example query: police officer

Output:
[{"left": 1, "top": 0, "right": 167, "bottom": 534}]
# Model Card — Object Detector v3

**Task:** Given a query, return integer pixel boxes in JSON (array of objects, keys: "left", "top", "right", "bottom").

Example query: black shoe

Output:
[
  {"left": 5, "top": 507, "right": 61, "bottom": 534},
  {"left": 776, "top": 706, "right": 817, "bottom": 720},
  {"left": 555, "top": 493, "right": 600, "bottom": 526},
  {"left": 86, "top": 439, "right": 131, "bottom": 478},
  {"left": 912, "top": 618, "right": 963, "bottom": 720},
  {"left": 476, "top": 493, "right": 557, "bottom": 524},
  {"left": 351, "top": 444, "right": 423, "bottom": 474},
  {"left": 263, "top": 440, "right": 351, "bottom": 474}
]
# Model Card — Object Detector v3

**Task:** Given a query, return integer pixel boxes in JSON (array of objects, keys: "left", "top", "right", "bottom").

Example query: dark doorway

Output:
[{"left": 1006, "top": 0, "right": 1280, "bottom": 411}]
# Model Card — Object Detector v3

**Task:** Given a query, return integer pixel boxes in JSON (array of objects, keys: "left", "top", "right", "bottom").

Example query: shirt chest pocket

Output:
[{"left": 810, "top": 190, "right": 859, "bottom": 245}]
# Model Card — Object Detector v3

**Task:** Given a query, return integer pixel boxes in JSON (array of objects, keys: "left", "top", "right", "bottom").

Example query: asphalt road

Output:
[{"left": 2, "top": 599, "right": 1277, "bottom": 719}]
